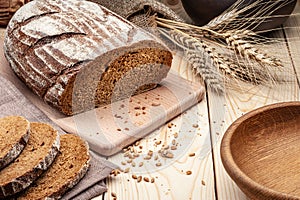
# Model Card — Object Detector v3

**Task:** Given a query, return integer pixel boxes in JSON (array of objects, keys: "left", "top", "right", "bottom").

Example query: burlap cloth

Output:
[{"left": 0, "top": 0, "right": 184, "bottom": 199}]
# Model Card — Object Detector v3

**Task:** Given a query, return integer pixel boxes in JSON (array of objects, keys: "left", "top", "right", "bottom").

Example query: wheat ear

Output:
[
  {"left": 184, "top": 50, "right": 224, "bottom": 94},
  {"left": 160, "top": 29, "right": 226, "bottom": 92},
  {"left": 223, "top": 31, "right": 283, "bottom": 68}
]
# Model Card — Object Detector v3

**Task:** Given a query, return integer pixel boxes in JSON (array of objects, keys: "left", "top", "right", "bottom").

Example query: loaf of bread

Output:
[
  {"left": 0, "top": 122, "right": 60, "bottom": 198},
  {"left": 17, "top": 134, "right": 90, "bottom": 200},
  {"left": 0, "top": 116, "right": 29, "bottom": 170},
  {"left": 4, "top": 0, "right": 173, "bottom": 115}
]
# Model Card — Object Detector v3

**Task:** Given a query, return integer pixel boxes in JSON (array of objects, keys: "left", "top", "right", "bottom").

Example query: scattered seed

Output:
[
  {"left": 144, "top": 177, "right": 149, "bottom": 182},
  {"left": 171, "top": 146, "right": 177, "bottom": 150},
  {"left": 131, "top": 162, "right": 136, "bottom": 167},
  {"left": 165, "top": 152, "right": 174, "bottom": 158},
  {"left": 134, "top": 153, "right": 140, "bottom": 158},
  {"left": 137, "top": 176, "right": 142, "bottom": 182},
  {"left": 192, "top": 124, "right": 199, "bottom": 128},
  {"left": 172, "top": 139, "right": 176, "bottom": 145},
  {"left": 163, "top": 145, "right": 169, "bottom": 150},
  {"left": 113, "top": 197, "right": 117, "bottom": 200},
  {"left": 144, "top": 155, "right": 151, "bottom": 160},
  {"left": 156, "top": 162, "right": 162, "bottom": 167},
  {"left": 121, "top": 161, "right": 126, "bottom": 165},
  {"left": 202, "top": 180, "right": 206, "bottom": 186},
  {"left": 186, "top": 171, "right": 192, "bottom": 175},
  {"left": 167, "top": 123, "right": 173, "bottom": 128},
  {"left": 189, "top": 153, "right": 196, "bottom": 157},
  {"left": 117, "top": 128, "right": 122, "bottom": 131},
  {"left": 174, "top": 132, "right": 178, "bottom": 138},
  {"left": 155, "top": 140, "right": 162, "bottom": 145},
  {"left": 151, "top": 102, "right": 161, "bottom": 107},
  {"left": 124, "top": 168, "right": 130, "bottom": 173},
  {"left": 134, "top": 106, "right": 141, "bottom": 110},
  {"left": 111, "top": 192, "right": 116, "bottom": 197},
  {"left": 151, "top": 177, "right": 155, "bottom": 183},
  {"left": 132, "top": 174, "right": 137, "bottom": 179},
  {"left": 125, "top": 128, "right": 129, "bottom": 131},
  {"left": 127, "top": 159, "right": 133, "bottom": 163},
  {"left": 148, "top": 150, "right": 153, "bottom": 156},
  {"left": 154, "top": 155, "right": 159, "bottom": 161},
  {"left": 139, "top": 162, "right": 144, "bottom": 167},
  {"left": 135, "top": 141, "right": 140, "bottom": 146}
]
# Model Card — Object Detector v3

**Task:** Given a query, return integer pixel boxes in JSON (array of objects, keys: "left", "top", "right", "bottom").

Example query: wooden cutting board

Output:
[{"left": 0, "top": 40, "right": 205, "bottom": 156}]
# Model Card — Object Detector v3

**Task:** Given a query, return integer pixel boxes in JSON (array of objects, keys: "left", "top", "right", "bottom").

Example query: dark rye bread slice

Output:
[
  {"left": 17, "top": 134, "right": 90, "bottom": 200},
  {"left": 0, "top": 122, "right": 60, "bottom": 198},
  {"left": 0, "top": 116, "right": 29, "bottom": 170},
  {"left": 4, "top": 0, "right": 173, "bottom": 116}
]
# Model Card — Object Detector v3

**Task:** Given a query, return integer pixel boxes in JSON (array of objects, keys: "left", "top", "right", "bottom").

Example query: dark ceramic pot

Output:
[{"left": 181, "top": 0, "right": 297, "bottom": 31}]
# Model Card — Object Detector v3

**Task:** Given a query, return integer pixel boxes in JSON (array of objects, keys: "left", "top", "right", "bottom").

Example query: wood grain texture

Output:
[{"left": 221, "top": 102, "right": 300, "bottom": 200}]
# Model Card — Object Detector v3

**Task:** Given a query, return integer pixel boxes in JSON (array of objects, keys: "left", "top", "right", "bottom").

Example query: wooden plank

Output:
[
  {"left": 102, "top": 54, "right": 216, "bottom": 200},
  {"left": 207, "top": 18, "right": 300, "bottom": 200},
  {"left": 283, "top": 2, "right": 300, "bottom": 84}
]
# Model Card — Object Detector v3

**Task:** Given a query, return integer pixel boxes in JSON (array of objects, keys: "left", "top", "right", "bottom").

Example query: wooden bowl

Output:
[{"left": 221, "top": 102, "right": 300, "bottom": 200}]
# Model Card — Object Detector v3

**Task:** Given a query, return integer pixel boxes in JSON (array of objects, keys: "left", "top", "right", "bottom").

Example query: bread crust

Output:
[
  {"left": 4, "top": 0, "right": 172, "bottom": 115},
  {"left": 0, "top": 116, "right": 30, "bottom": 170}
]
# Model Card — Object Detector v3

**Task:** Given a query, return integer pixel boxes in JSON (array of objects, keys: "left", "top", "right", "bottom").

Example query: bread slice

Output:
[
  {"left": 17, "top": 134, "right": 90, "bottom": 200},
  {"left": 0, "top": 116, "right": 30, "bottom": 170},
  {"left": 0, "top": 122, "right": 60, "bottom": 198}
]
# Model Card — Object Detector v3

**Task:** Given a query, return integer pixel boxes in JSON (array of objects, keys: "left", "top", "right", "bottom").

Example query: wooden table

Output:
[
  {"left": 93, "top": 1, "right": 300, "bottom": 200},
  {"left": 0, "top": 1, "right": 299, "bottom": 200}
]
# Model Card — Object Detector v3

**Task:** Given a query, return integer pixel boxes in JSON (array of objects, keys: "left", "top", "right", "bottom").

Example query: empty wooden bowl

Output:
[{"left": 221, "top": 102, "right": 300, "bottom": 200}]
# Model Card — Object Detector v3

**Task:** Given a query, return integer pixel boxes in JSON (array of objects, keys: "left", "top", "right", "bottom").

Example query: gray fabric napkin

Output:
[{"left": 0, "top": 75, "right": 118, "bottom": 199}]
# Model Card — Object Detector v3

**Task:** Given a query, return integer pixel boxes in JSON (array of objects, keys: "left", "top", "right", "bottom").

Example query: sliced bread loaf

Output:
[
  {"left": 0, "top": 116, "right": 30, "bottom": 170},
  {"left": 0, "top": 122, "right": 60, "bottom": 198},
  {"left": 17, "top": 134, "right": 90, "bottom": 200},
  {"left": 4, "top": 0, "right": 173, "bottom": 115}
]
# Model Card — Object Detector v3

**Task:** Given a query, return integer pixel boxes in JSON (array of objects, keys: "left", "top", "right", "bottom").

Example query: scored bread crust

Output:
[
  {"left": 0, "top": 123, "right": 60, "bottom": 198},
  {"left": 4, "top": 0, "right": 173, "bottom": 115},
  {"left": 17, "top": 134, "right": 90, "bottom": 200},
  {"left": 0, "top": 116, "right": 30, "bottom": 170}
]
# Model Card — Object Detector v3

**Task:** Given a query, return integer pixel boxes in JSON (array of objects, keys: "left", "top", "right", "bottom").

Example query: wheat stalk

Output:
[{"left": 154, "top": 0, "right": 292, "bottom": 94}]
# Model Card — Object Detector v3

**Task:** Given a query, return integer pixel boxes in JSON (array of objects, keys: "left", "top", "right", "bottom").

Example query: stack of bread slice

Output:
[{"left": 0, "top": 116, "right": 90, "bottom": 199}]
